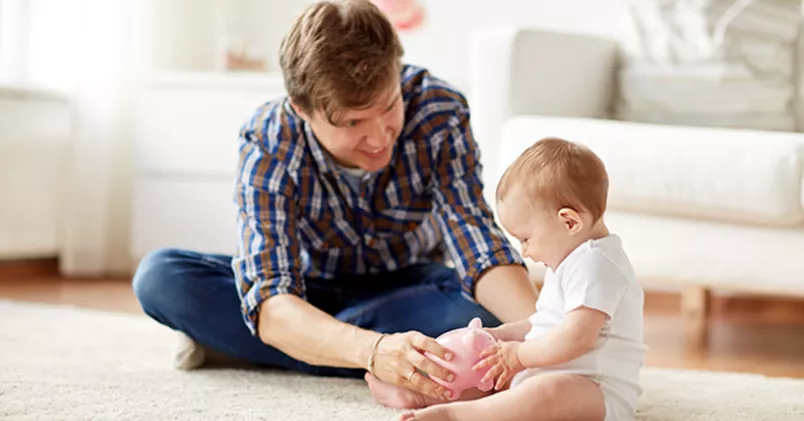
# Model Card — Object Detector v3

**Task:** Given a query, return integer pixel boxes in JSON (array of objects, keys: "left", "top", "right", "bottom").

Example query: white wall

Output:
[
  {"left": 396, "top": 0, "right": 626, "bottom": 95},
  {"left": 151, "top": 0, "right": 313, "bottom": 72},
  {"left": 240, "top": 0, "right": 316, "bottom": 72},
  {"left": 150, "top": 0, "right": 625, "bottom": 85}
]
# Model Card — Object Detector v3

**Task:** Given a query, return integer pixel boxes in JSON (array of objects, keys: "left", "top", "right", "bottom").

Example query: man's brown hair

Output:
[
  {"left": 496, "top": 137, "right": 609, "bottom": 222},
  {"left": 279, "top": 0, "right": 405, "bottom": 124}
]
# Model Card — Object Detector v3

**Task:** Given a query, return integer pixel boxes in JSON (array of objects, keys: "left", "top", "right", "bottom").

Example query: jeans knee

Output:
[
  {"left": 132, "top": 248, "right": 186, "bottom": 310},
  {"left": 447, "top": 292, "right": 502, "bottom": 330},
  {"left": 412, "top": 293, "right": 501, "bottom": 338}
]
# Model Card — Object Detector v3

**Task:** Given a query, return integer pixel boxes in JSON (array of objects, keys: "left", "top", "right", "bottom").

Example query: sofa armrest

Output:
[{"left": 468, "top": 27, "right": 619, "bottom": 200}]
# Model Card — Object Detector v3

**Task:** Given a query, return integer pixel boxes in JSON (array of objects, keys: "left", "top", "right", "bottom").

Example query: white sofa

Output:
[{"left": 469, "top": 27, "right": 804, "bottom": 346}]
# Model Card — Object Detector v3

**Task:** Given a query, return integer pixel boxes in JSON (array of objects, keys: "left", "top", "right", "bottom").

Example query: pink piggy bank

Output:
[{"left": 425, "top": 317, "right": 496, "bottom": 399}]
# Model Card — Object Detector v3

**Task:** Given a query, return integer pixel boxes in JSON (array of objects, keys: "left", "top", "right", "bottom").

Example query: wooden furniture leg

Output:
[{"left": 682, "top": 286, "right": 711, "bottom": 350}]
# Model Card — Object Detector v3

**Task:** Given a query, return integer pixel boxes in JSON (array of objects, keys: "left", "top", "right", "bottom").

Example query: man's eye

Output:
[{"left": 345, "top": 120, "right": 358, "bottom": 127}]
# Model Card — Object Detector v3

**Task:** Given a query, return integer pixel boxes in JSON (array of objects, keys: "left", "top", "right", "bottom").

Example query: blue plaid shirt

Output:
[{"left": 233, "top": 65, "right": 524, "bottom": 334}]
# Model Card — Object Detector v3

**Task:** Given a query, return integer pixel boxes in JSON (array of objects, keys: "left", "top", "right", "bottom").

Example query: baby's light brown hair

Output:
[{"left": 496, "top": 137, "right": 609, "bottom": 222}]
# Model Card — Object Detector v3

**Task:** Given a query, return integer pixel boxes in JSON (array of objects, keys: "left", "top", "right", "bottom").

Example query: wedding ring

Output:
[{"left": 407, "top": 370, "right": 417, "bottom": 382}]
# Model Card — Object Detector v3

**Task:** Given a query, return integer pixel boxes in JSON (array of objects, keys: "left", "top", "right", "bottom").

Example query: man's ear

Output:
[
  {"left": 558, "top": 207, "right": 584, "bottom": 235},
  {"left": 289, "top": 100, "right": 309, "bottom": 121}
]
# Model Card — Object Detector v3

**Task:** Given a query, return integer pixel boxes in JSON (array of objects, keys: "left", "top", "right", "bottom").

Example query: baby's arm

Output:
[
  {"left": 517, "top": 306, "right": 607, "bottom": 368},
  {"left": 474, "top": 307, "right": 606, "bottom": 389},
  {"left": 518, "top": 252, "right": 627, "bottom": 368},
  {"left": 486, "top": 319, "right": 531, "bottom": 342}
]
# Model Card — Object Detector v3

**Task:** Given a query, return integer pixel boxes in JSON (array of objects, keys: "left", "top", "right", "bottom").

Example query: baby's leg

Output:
[{"left": 400, "top": 373, "right": 605, "bottom": 421}]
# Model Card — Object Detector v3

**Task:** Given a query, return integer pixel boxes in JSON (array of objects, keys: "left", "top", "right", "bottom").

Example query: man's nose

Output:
[{"left": 365, "top": 120, "right": 391, "bottom": 148}]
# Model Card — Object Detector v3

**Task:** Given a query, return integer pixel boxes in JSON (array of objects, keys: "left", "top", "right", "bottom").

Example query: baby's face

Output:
[{"left": 496, "top": 189, "right": 579, "bottom": 270}]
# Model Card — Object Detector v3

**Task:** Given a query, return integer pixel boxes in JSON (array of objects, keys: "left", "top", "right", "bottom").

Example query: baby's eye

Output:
[{"left": 345, "top": 120, "right": 358, "bottom": 127}]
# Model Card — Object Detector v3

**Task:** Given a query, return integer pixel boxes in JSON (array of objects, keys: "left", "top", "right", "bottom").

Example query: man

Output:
[{"left": 132, "top": 0, "right": 536, "bottom": 402}]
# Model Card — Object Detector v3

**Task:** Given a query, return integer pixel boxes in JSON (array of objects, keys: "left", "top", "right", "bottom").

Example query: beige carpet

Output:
[{"left": 1, "top": 301, "right": 803, "bottom": 421}]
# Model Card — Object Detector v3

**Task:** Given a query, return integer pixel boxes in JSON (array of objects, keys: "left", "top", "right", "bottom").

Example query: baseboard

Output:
[
  {"left": 0, "top": 258, "right": 59, "bottom": 278},
  {"left": 535, "top": 279, "right": 804, "bottom": 322}
]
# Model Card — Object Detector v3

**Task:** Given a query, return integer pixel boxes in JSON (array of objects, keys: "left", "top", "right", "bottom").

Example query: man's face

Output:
[{"left": 296, "top": 81, "right": 404, "bottom": 172}]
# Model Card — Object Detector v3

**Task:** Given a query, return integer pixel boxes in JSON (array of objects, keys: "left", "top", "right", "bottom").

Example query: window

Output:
[{"left": 0, "top": 0, "right": 28, "bottom": 84}]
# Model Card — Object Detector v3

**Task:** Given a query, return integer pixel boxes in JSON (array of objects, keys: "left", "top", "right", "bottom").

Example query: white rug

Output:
[{"left": 1, "top": 301, "right": 803, "bottom": 421}]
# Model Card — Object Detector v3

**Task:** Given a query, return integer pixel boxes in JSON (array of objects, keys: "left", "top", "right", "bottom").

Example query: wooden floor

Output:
[{"left": 2, "top": 260, "right": 804, "bottom": 378}]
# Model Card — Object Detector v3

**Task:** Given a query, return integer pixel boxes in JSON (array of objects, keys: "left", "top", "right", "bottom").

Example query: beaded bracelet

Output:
[{"left": 367, "top": 333, "right": 387, "bottom": 376}]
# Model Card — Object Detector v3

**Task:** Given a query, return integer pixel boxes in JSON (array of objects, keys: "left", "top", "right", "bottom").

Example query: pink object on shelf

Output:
[
  {"left": 425, "top": 317, "right": 496, "bottom": 399},
  {"left": 371, "top": 0, "right": 425, "bottom": 31}
]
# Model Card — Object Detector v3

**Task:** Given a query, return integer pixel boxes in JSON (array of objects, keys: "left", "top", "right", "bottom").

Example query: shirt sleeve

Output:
[
  {"left": 562, "top": 252, "right": 629, "bottom": 318},
  {"left": 231, "top": 120, "right": 305, "bottom": 336},
  {"left": 430, "top": 109, "right": 526, "bottom": 298}
]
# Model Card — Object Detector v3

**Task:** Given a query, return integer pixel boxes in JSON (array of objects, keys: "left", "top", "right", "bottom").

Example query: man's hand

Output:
[
  {"left": 473, "top": 340, "right": 525, "bottom": 390},
  {"left": 258, "top": 296, "right": 456, "bottom": 401},
  {"left": 371, "top": 331, "right": 456, "bottom": 401}
]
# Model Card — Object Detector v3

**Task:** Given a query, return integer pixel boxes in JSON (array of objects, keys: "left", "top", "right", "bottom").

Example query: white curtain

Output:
[{"left": 2, "top": 0, "right": 151, "bottom": 275}]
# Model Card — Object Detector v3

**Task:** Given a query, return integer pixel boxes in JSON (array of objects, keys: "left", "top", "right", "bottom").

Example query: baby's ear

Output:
[{"left": 558, "top": 207, "right": 583, "bottom": 235}]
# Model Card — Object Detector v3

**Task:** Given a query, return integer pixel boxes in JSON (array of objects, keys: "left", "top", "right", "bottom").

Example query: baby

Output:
[{"left": 367, "top": 137, "right": 646, "bottom": 421}]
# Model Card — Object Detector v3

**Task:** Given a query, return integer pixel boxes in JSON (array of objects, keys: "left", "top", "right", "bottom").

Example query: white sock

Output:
[{"left": 173, "top": 331, "right": 206, "bottom": 370}]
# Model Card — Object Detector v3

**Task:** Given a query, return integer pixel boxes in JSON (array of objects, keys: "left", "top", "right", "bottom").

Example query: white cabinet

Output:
[
  {"left": 0, "top": 89, "right": 71, "bottom": 259},
  {"left": 129, "top": 0, "right": 308, "bottom": 264},
  {"left": 131, "top": 177, "right": 240, "bottom": 258},
  {"left": 130, "top": 72, "right": 286, "bottom": 262}
]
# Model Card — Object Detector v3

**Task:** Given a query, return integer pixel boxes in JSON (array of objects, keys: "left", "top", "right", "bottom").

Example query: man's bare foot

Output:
[
  {"left": 399, "top": 412, "right": 416, "bottom": 421},
  {"left": 365, "top": 373, "right": 428, "bottom": 409},
  {"left": 399, "top": 405, "right": 455, "bottom": 421}
]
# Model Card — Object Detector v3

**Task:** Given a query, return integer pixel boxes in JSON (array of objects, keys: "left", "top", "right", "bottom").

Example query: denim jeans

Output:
[{"left": 132, "top": 248, "right": 500, "bottom": 378}]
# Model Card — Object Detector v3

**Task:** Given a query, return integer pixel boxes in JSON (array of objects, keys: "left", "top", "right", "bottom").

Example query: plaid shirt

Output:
[{"left": 233, "top": 65, "right": 524, "bottom": 334}]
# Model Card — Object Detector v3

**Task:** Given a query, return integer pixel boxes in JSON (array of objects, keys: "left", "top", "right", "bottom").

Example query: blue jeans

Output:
[{"left": 132, "top": 248, "right": 500, "bottom": 378}]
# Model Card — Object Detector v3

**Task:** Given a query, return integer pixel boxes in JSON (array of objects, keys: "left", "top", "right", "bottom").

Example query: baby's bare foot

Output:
[
  {"left": 365, "top": 373, "right": 427, "bottom": 409},
  {"left": 399, "top": 406, "right": 455, "bottom": 421}
]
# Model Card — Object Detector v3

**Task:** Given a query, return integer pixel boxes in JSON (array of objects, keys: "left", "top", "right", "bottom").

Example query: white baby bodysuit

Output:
[{"left": 511, "top": 234, "right": 647, "bottom": 420}]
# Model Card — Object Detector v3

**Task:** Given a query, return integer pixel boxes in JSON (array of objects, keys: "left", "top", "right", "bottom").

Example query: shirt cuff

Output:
[
  {"left": 240, "top": 277, "right": 305, "bottom": 336},
  {"left": 463, "top": 247, "right": 527, "bottom": 299}
]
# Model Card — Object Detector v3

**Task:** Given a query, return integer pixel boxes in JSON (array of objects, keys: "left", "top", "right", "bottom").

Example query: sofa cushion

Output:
[{"left": 495, "top": 116, "right": 804, "bottom": 227}]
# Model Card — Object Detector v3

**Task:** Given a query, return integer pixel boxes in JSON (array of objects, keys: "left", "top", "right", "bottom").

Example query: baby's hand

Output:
[
  {"left": 472, "top": 340, "right": 525, "bottom": 390},
  {"left": 482, "top": 327, "right": 502, "bottom": 343}
]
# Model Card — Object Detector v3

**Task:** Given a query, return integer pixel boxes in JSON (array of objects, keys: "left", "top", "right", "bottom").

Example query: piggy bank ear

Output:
[
  {"left": 468, "top": 317, "right": 482, "bottom": 329},
  {"left": 462, "top": 331, "right": 485, "bottom": 351}
]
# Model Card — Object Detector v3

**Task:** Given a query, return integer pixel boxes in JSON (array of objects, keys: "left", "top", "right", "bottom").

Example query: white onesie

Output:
[{"left": 510, "top": 234, "right": 647, "bottom": 421}]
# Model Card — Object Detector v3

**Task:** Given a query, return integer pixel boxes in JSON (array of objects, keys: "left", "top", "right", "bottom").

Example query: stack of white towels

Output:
[{"left": 615, "top": 0, "right": 802, "bottom": 132}]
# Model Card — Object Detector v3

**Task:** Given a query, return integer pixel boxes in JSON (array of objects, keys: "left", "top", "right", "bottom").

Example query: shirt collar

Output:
[{"left": 303, "top": 121, "right": 338, "bottom": 174}]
